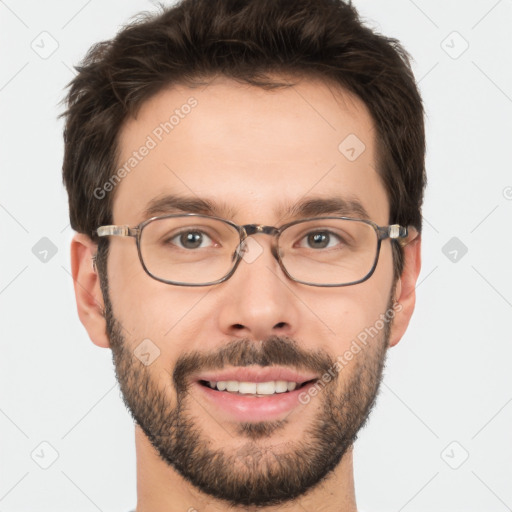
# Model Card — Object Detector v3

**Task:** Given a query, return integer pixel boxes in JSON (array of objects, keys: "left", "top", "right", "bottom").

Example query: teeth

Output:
[
  {"left": 274, "top": 381, "right": 288, "bottom": 393},
  {"left": 207, "top": 380, "right": 302, "bottom": 395},
  {"left": 226, "top": 381, "right": 239, "bottom": 392},
  {"left": 256, "top": 381, "right": 276, "bottom": 394},
  {"left": 239, "top": 382, "right": 257, "bottom": 394},
  {"left": 287, "top": 381, "right": 297, "bottom": 391}
]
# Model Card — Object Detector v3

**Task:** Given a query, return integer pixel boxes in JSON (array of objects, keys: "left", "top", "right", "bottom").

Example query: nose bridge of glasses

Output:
[
  {"left": 242, "top": 224, "right": 280, "bottom": 237},
  {"left": 239, "top": 224, "right": 281, "bottom": 260}
]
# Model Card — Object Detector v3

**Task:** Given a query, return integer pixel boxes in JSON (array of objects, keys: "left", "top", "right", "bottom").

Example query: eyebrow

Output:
[{"left": 141, "top": 193, "right": 371, "bottom": 224}]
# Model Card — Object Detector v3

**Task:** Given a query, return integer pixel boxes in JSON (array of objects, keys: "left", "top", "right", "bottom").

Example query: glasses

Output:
[{"left": 95, "top": 214, "right": 416, "bottom": 287}]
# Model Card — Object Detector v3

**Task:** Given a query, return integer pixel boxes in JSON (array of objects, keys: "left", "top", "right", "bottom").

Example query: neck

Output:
[{"left": 134, "top": 425, "right": 358, "bottom": 512}]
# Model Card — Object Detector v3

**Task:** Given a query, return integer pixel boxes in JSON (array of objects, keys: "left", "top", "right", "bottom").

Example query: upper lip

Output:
[{"left": 193, "top": 366, "right": 319, "bottom": 384}]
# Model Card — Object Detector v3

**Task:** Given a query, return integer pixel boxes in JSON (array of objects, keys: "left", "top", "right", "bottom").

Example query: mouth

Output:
[
  {"left": 190, "top": 366, "right": 322, "bottom": 421},
  {"left": 198, "top": 378, "right": 318, "bottom": 397}
]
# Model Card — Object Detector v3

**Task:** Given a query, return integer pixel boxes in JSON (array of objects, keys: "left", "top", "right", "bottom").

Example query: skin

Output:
[{"left": 71, "top": 75, "right": 421, "bottom": 511}]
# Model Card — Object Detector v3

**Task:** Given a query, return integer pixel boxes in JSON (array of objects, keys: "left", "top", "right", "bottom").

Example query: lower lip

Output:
[{"left": 193, "top": 380, "right": 318, "bottom": 422}]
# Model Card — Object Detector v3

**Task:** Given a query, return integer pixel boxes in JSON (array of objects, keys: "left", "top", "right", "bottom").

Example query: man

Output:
[{"left": 61, "top": 0, "right": 425, "bottom": 510}]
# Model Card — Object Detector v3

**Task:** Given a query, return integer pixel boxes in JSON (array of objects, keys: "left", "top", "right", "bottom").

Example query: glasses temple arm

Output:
[{"left": 95, "top": 225, "right": 139, "bottom": 237}]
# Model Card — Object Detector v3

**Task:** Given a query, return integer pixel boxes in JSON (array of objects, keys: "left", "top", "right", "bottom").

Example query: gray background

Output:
[{"left": 1, "top": 0, "right": 511, "bottom": 510}]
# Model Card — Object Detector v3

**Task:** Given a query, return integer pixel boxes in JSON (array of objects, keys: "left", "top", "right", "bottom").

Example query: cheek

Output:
[
  {"left": 108, "top": 242, "right": 147, "bottom": 322},
  {"left": 107, "top": 244, "right": 209, "bottom": 363},
  {"left": 307, "top": 246, "right": 394, "bottom": 351},
  {"left": 311, "top": 294, "right": 385, "bottom": 352}
]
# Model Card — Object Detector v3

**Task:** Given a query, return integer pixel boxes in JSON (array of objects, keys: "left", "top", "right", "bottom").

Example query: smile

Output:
[{"left": 200, "top": 379, "right": 316, "bottom": 396}]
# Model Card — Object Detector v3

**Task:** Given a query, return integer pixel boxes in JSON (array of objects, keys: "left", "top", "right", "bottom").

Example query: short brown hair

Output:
[{"left": 60, "top": 0, "right": 426, "bottom": 282}]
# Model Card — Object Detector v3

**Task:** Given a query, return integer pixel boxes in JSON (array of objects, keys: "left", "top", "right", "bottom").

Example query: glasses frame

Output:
[{"left": 94, "top": 213, "right": 417, "bottom": 287}]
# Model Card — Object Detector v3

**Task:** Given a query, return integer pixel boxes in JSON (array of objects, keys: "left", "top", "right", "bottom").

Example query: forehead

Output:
[{"left": 112, "top": 75, "right": 389, "bottom": 226}]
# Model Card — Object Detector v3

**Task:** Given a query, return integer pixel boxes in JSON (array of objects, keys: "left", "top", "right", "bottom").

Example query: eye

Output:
[
  {"left": 166, "top": 229, "right": 216, "bottom": 250},
  {"left": 296, "top": 230, "right": 345, "bottom": 250}
]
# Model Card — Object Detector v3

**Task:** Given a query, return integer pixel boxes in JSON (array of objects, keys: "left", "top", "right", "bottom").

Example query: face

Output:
[{"left": 96, "top": 76, "right": 401, "bottom": 507}]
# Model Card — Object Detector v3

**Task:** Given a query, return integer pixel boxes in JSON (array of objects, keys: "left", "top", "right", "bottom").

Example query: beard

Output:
[{"left": 98, "top": 256, "right": 394, "bottom": 508}]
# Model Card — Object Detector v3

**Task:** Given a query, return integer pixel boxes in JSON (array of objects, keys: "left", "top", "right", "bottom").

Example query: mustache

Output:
[{"left": 172, "top": 335, "right": 335, "bottom": 393}]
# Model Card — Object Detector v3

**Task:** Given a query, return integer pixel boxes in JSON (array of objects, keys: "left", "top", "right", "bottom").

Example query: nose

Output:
[{"left": 216, "top": 233, "right": 301, "bottom": 341}]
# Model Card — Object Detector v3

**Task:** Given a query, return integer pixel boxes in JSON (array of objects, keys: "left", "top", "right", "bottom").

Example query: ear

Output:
[
  {"left": 388, "top": 232, "right": 422, "bottom": 348},
  {"left": 70, "top": 233, "right": 110, "bottom": 348}
]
